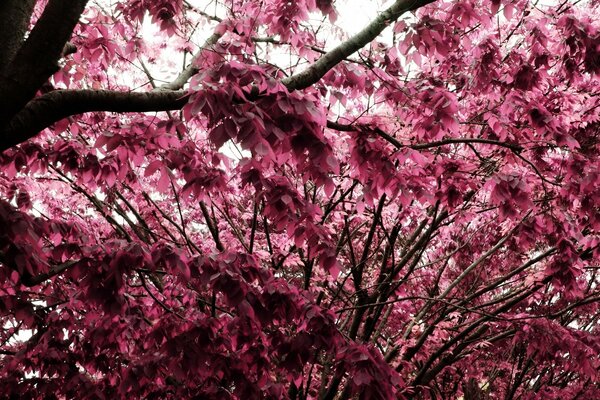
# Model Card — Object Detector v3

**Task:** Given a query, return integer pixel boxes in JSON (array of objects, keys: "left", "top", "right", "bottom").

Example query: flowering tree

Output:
[{"left": 0, "top": 0, "right": 599, "bottom": 398}]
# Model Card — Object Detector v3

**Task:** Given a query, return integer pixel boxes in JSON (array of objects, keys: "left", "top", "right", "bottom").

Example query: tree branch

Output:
[
  {"left": 159, "top": 31, "right": 223, "bottom": 91},
  {"left": 0, "top": 0, "right": 36, "bottom": 72},
  {"left": 327, "top": 121, "right": 524, "bottom": 152},
  {"left": 411, "top": 137, "right": 523, "bottom": 152},
  {"left": 0, "top": 89, "right": 188, "bottom": 152},
  {"left": 20, "top": 260, "right": 79, "bottom": 287},
  {"left": 0, "top": 0, "right": 89, "bottom": 125},
  {"left": 281, "top": 0, "right": 436, "bottom": 90}
]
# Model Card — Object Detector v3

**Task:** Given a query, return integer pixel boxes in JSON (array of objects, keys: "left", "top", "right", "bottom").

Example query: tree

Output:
[{"left": 0, "top": 0, "right": 598, "bottom": 398}]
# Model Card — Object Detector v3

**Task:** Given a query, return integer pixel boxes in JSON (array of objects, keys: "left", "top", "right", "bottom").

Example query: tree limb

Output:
[
  {"left": 159, "top": 31, "right": 223, "bottom": 91},
  {"left": 327, "top": 121, "right": 524, "bottom": 152},
  {"left": 0, "top": 89, "right": 188, "bottom": 152},
  {"left": 281, "top": 0, "right": 436, "bottom": 90},
  {"left": 0, "top": 0, "right": 36, "bottom": 72},
  {"left": 0, "top": 0, "right": 89, "bottom": 126},
  {"left": 21, "top": 260, "right": 79, "bottom": 287}
]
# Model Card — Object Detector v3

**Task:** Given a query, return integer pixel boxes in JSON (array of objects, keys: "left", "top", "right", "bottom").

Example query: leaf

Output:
[
  {"left": 503, "top": 4, "right": 514, "bottom": 20},
  {"left": 157, "top": 167, "right": 171, "bottom": 192},
  {"left": 145, "top": 160, "right": 163, "bottom": 177}
]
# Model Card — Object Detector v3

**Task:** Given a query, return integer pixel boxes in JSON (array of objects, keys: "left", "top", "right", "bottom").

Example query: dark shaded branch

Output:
[
  {"left": 345, "top": 196, "right": 387, "bottom": 341},
  {"left": 412, "top": 277, "right": 551, "bottom": 387},
  {"left": 0, "top": 89, "right": 188, "bottom": 152},
  {"left": 458, "top": 247, "right": 556, "bottom": 306},
  {"left": 200, "top": 201, "right": 225, "bottom": 252},
  {"left": 354, "top": 195, "right": 386, "bottom": 290},
  {"left": 411, "top": 137, "right": 523, "bottom": 152},
  {"left": 0, "top": 0, "right": 36, "bottom": 72},
  {"left": 139, "top": 273, "right": 186, "bottom": 320},
  {"left": 20, "top": 260, "right": 79, "bottom": 287},
  {"left": 140, "top": 190, "right": 201, "bottom": 253},
  {"left": 0, "top": 0, "right": 89, "bottom": 125}
]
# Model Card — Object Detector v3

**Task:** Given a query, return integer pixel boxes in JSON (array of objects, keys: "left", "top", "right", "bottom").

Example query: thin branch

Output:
[
  {"left": 20, "top": 260, "right": 79, "bottom": 287},
  {"left": 328, "top": 121, "right": 524, "bottom": 152},
  {"left": 159, "top": 30, "right": 223, "bottom": 91},
  {"left": 354, "top": 195, "right": 386, "bottom": 290},
  {"left": 248, "top": 199, "right": 259, "bottom": 253},
  {"left": 412, "top": 277, "right": 551, "bottom": 387},
  {"left": 141, "top": 191, "right": 201, "bottom": 253},
  {"left": 200, "top": 201, "right": 224, "bottom": 252},
  {"left": 139, "top": 273, "right": 186, "bottom": 320}
]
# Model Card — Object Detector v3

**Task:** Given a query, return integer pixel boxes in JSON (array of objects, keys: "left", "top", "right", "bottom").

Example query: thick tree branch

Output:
[
  {"left": 0, "top": 0, "right": 36, "bottom": 72},
  {"left": 282, "top": 0, "right": 436, "bottom": 90},
  {"left": 0, "top": 89, "right": 188, "bottom": 152},
  {"left": 0, "top": 0, "right": 89, "bottom": 126}
]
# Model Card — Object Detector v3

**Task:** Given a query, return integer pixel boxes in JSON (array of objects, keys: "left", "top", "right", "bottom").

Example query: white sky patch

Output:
[{"left": 335, "top": 0, "right": 392, "bottom": 35}]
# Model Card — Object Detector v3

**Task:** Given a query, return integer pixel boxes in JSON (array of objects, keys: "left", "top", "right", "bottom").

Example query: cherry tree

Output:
[{"left": 0, "top": 0, "right": 599, "bottom": 398}]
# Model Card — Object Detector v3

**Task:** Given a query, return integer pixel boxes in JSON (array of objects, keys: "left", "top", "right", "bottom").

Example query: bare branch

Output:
[
  {"left": 327, "top": 121, "right": 524, "bottom": 152},
  {"left": 411, "top": 137, "right": 524, "bottom": 152}
]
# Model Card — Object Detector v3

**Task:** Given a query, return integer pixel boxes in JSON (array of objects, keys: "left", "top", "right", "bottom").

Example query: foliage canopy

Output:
[{"left": 0, "top": 0, "right": 599, "bottom": 399}]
